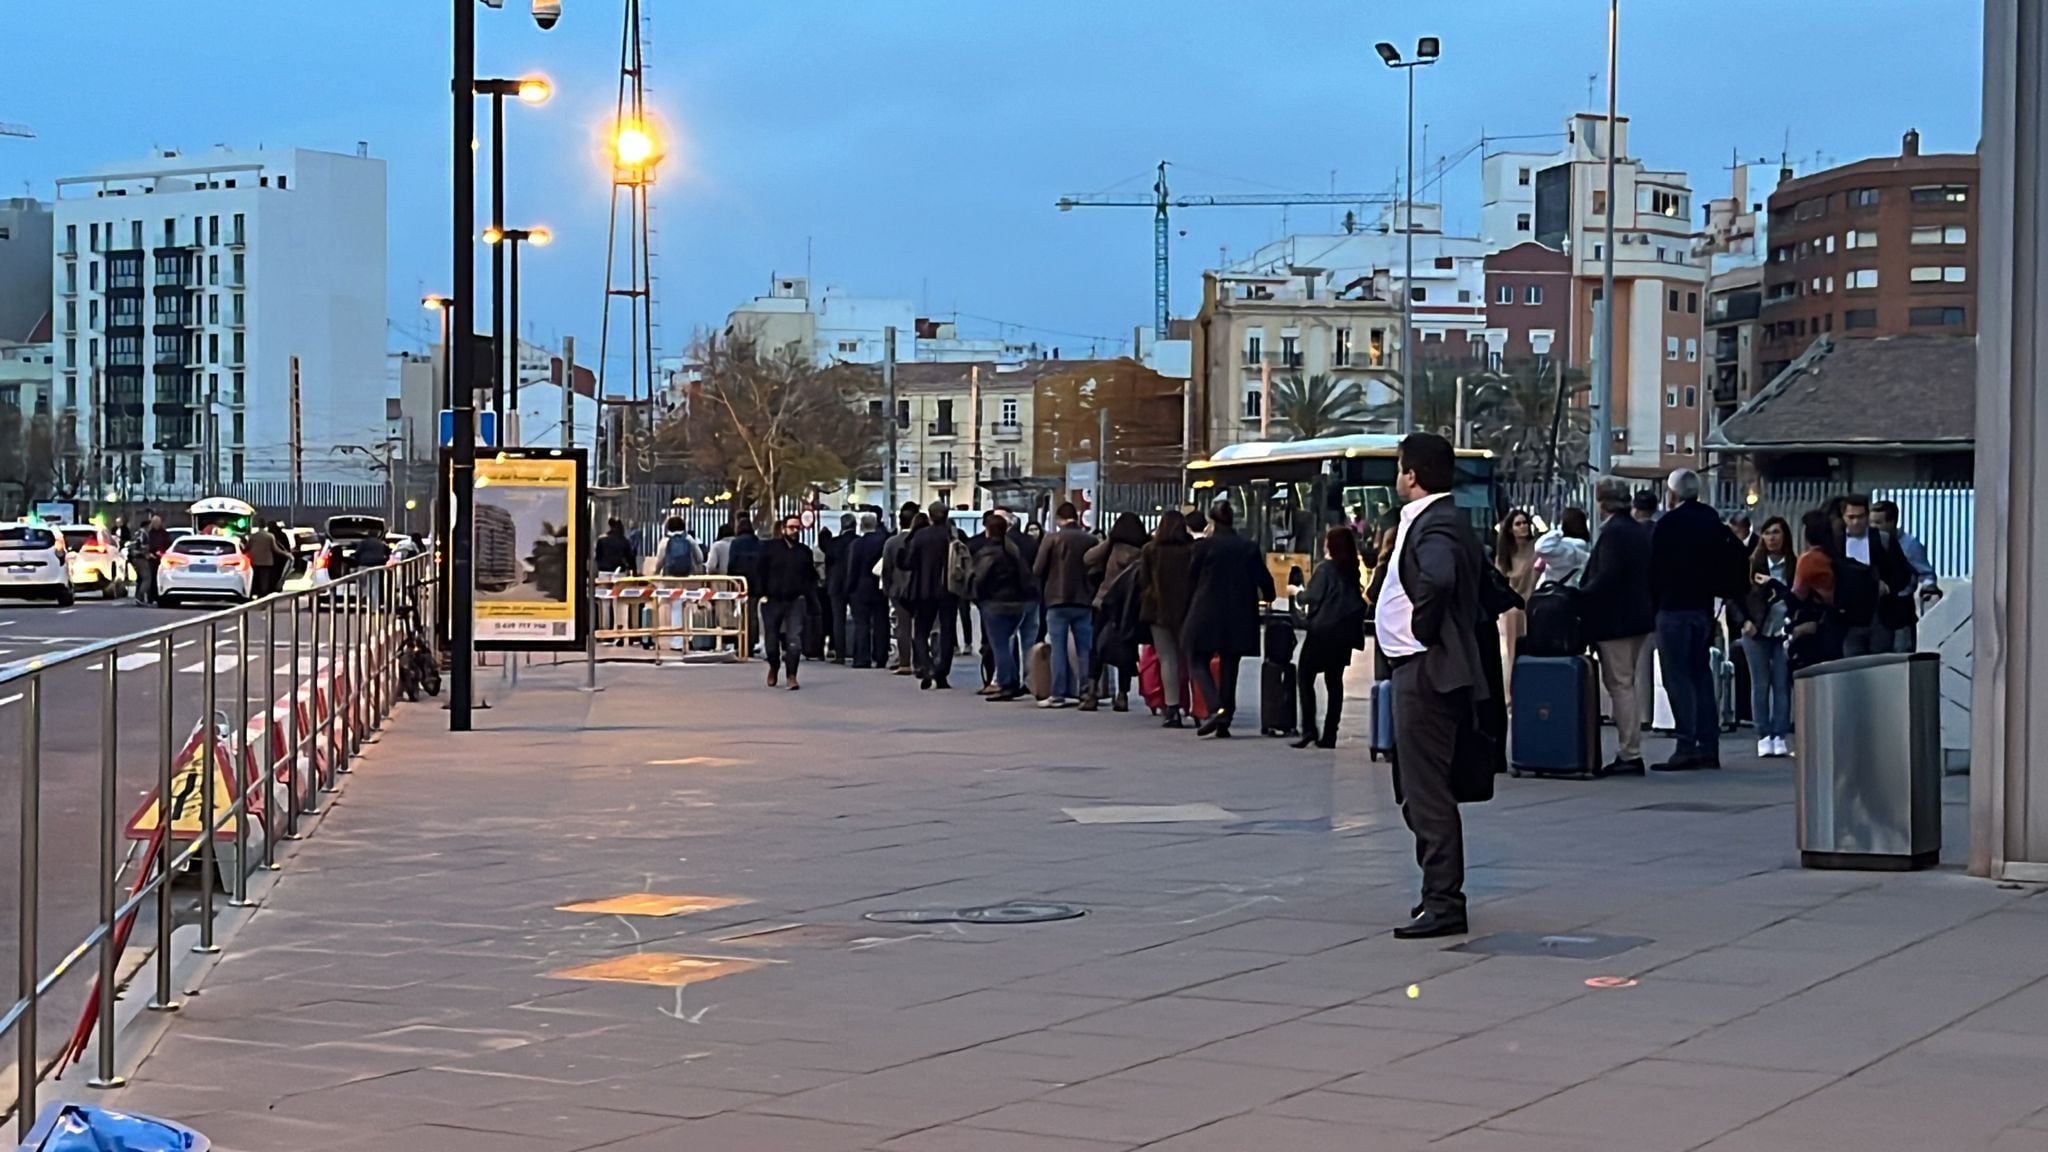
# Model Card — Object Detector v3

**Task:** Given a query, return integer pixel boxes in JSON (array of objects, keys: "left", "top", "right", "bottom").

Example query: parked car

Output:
[
  {"left": 0, "top": 523, "right": 75, "bottom": 606},
  {"left": 312, "top": 515, "right": 390, "bottom": 587},
  {"left": 156, "top": 535, "right": 253, "bottom": 607},
  {"left": 59, "top": 524, "right": 127, "bottom": 599}
]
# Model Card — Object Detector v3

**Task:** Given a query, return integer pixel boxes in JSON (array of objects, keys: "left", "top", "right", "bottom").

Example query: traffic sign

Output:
[{"left": 439, "top": 409, "right": 499, "bottom": 447}]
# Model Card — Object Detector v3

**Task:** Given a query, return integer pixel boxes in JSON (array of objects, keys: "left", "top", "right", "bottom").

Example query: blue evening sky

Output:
[{"left": 3, "top": 1, "right": 1981, "bottom": 388}]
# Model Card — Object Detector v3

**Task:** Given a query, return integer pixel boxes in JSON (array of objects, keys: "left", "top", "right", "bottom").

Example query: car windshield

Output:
[
  {"left": 61, "top": 528, "right": 99, "bottom": 549},
  {"left": 0, "top": 527, "right": 57, "bottom": 550},
  {"left": 173, "top": 538, "right": 239, "bottom": 557},
  {"left": 326, "top": 516, "right": 387, "bottom": 541}
]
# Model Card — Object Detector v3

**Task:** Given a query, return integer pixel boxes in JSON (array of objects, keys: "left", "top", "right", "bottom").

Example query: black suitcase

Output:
[
  {"left": 1259, "top": 659, "right": 1297, "bottom": 737},
  {"left": 1509, "top": 654, "right": 1600, "bottom": 778},
  {"left": 1369, "top": 679, "right": 1395, "bottom": 761}
]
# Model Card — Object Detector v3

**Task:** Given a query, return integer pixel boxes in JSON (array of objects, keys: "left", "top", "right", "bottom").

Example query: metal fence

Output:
[
  {"left": 1501, "top": 478, "right": 1977, "bottom": 579},
  {"left": 0, "top": 554, "right": 434, "bottom": 1137}
]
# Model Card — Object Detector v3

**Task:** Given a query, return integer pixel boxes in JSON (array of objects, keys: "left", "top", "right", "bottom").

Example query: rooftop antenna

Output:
[{"left": 1587, "top": 73, "right": 1597, "bottom": 109}]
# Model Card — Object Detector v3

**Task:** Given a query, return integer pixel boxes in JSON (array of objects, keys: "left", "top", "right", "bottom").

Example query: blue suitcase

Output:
[
  {"left": 1510, "top": 654, "right": 1600, "bottom": 778},
  {"left": 1369, "top": 679, "right": 1395, "bottom": 761}
]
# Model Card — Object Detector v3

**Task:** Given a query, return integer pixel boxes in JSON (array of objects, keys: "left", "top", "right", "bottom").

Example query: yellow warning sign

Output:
[
  {"left": 547, "top": 952, "right": 770, "bottom": 987},
  {"left": 555, "top": 894, "right": 750, "bottom": 918},
  {"left": 127, "top": 749, "right": 239, "bottom": 840}
]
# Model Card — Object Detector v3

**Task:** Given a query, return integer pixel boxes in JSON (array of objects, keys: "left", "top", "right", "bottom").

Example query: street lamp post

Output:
[
  {"left": 473, "top": 77, "right": 550, "bottom": 426},
  {"left": 1376, "top": 37, "right": 1440, "bottom": 436},
  {"left": 482, "top": 227, "right": 550, "bottom": 443},
  {"left": 422, "top": 295, "right": 455, "bottom": 407},
  {"left": 1591, "top": 0, "right": 1619, "bottom": 477}
]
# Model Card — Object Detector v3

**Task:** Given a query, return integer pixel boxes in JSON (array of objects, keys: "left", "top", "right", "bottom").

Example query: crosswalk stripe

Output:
[
  {"left": 179, "top": 655, "right": 241, "bottom": 674},
  {"left": 117, "top": 651, "right": 163, "bottom": 672}
]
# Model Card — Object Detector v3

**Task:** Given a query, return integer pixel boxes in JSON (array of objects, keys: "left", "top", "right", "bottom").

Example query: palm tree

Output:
[
  {"left": 1470, "top": 358, "right": 1591, "bottom": 482},
  {"left": 1268, "top": 372, "right": 1373, "bottom": 440},
  {"left": 1369, "top": 363, "right": 1489, "bottom": 441}
]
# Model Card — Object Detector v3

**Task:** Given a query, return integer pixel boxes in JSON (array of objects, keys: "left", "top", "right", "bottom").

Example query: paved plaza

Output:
[{"left": 81, "top": 655, "right": 2048, "bottom": 1151}]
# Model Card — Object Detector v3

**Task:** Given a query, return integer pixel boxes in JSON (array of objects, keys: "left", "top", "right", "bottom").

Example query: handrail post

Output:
[
  {"left": 17, "top": 676, "right": 41, "bottom": 1141},
  {"left": 293, "top": 591, "right": 318, "bottom": 821},
  {"left": 148, "top": 633, "right": 180, "bottom": 1012},
  {"left": 261, "top": 596, "right": 281, "bottom": 868},
  {"left": 325, "top": 590, "right": 342, "bottom": 783},
  {"left": 194, "top": 621, "right": 220, "bottom": 954},
  {"left": 88, "top": 656, "right": 125, "bottom": 1089},
  {"left": 229, "top": 611, "right": 254, "bottom": 907}
]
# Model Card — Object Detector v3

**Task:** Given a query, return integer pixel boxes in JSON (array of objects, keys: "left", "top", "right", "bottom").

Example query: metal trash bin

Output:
[
  {"left": 20, "top": 1104, "right": 208, "bottom": 1152},
  {"left": 1793, "top": 651, "right": 1942, "bottom": 870}
]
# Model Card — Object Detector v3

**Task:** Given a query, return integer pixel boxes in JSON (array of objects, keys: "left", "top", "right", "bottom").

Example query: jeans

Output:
[
  {"left": 759, "top": 598, "right": 805, "bottom": 676},
  {"left": 1740, "top": 635, "right": 1792, "bottom": 739},
  {"left": 911, "top": 598, "right": 958, "bottom": 681},
  {"left": 1046, "top": 605, "right": 1094, "bottom": 700},
  {"left": 1656, "top": 608, "right": 1719, "bottom": 760},
  {"left": 980, "top": 604, "right": 1025, "bottom": 692},
  {"left": 848, "top": 598, "right": 889, "bottom": 667}
]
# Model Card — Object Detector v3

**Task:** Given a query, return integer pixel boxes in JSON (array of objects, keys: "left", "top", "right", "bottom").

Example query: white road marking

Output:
[
  {"left": 56, "top": 608, "right": 76, "bottom": 615},
  {"left": 0, "top": 693, "right": 20, "bottom": 708},
  {"left": 173, "top": 640, "right": 196, "bottom": 651},
  {"left": 117, "top": 652, "right": 163, "bottom": 672},
  {"left": 179, "top": 655, "right": 241, "bottom": 674}
]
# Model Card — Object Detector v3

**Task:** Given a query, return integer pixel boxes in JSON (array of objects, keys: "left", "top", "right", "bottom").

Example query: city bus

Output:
[{"left": 1186, "top": 434, "right": 1498, "bottom": 596}]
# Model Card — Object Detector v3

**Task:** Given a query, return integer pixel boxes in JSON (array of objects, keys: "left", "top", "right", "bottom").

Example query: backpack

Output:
[
  {"left": 945, "top": 534, "right": 974, "bottom": 600},
  {"left": 660, "top": 533, "right": 696, "bottom": 578},
  {"left": 1521, "top": 583, "right": 1585, "bottom": 658}
]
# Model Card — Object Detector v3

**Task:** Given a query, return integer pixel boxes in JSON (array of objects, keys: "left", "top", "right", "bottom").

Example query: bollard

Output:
[
  {"left": 17, "top": 676, "right": 41, "bottom": 1140},
  {"left": 149, "top": 633, "right": 180, "bottom": 1013},
  {"left": 88, "top": 655, "right": 125, "bottom": 1089},
  {"left": 194, "top": 622, "right": 220, "bottom": 955},
  {"left": 229, "top": 612, "right": 254, "bottom": 908}
]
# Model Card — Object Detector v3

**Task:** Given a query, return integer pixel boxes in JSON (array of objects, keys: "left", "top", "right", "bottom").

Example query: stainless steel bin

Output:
[{"left": 1793, "top": 651, "right": 1941, "bottom": 869}]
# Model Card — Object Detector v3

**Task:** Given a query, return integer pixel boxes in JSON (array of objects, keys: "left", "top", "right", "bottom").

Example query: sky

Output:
[{"left": 2, "top": 0, "right": 1984, "bottom": 390}]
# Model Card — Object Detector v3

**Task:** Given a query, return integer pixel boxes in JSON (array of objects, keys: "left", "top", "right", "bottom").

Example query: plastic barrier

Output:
[{"left": 593, "top": 575, "right": 749, "bottom": 661}]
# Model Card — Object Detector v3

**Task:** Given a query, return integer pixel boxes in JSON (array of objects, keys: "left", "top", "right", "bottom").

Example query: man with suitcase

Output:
[
  {"left": 1378, "top": 433, "right": 1489, "bottom": 940},
  {"left": 1578, "top": 479, "right": 1656, "bottom": 776}
]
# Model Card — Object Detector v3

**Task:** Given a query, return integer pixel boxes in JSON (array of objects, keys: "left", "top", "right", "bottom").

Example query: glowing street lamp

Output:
[
  {"left": 612, "top": 120, "right": 661, "bottom": 182},
  {"left": 481, "top": 229, "right": 549, "bottom": 415}
]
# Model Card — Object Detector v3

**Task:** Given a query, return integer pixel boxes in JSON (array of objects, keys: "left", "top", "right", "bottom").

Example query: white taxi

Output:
[
  {"left": 59, "top": 524, "right": 127, "bottom": 599},
  {"left": 0, "top": 523, "right": 75, "bottom": 606},
  {"left": 156, "top": 535, "right": 254, "bottom": 607}
]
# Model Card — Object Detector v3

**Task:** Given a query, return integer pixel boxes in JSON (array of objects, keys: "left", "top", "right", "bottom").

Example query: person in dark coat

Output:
[
  {"left": 1577, "top": 478, "right": 1657, "bottom": 776},
  {"left": 1291, "top": 526, "right": 1366, "bottom": 748},
  {"left": 1139, "top": 510, "right": 1195, "bottom": 728},
  {"left": 842, "top": 511, "right": 891, "bottom": 669},
  {"left": 593, "top": 518, "right": 637, "bottom": 576},
  {"left": 899, "top": 500, "right": 959, "bottom": 688},
  {"left": 1181, "top": 500, "right": 1274, "bottom": 737},
  {"left": 756, "top": 514, "right": 821, "bottom": 689},
  {"left": 1086, "top": 512, "right": 1148, "bottom": 710},
  {"left": 821, "top": 513, "right": 856, "bottom": 663},
  {"left": 1649, "top": 469, "right": 1744, "bottom": 771}
]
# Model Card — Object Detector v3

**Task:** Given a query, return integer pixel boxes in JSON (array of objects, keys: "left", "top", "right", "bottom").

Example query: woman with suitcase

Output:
[
  {"left": 1291, "top": 526, "right": 1367, "bottom": 749},
  {"left": 1137, "top": 510, "right": 1195, "bottom": 726}
]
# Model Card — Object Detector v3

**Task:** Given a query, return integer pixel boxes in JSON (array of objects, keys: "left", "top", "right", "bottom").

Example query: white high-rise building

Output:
[{"left": 51, "top": 145, "right": 386, "bottom": 493}]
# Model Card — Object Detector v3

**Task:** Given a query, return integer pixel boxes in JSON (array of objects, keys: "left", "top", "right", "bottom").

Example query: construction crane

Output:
[
  {"left": 0, "top": 122, "right": 34, "bottom": 140},
  {"left": 1057, "top": 160, "right": 1395, "bottom": 340}
]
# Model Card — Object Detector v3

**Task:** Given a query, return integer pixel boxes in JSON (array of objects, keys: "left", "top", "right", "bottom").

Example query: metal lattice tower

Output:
[{"left": 595, "top": 0, "right": 660, "bottom": 483}]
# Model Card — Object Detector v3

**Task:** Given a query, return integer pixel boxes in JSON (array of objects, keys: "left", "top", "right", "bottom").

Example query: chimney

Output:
[{"left": 1903, "top": 128, "right": 1921, "bottom": 157}]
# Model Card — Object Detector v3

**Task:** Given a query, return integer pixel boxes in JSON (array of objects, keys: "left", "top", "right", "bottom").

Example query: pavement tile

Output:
[
  {"left": 1263, "top": 1087, "right": 1502, "bottom": 1135},
  {"left": 1053, "top": 995, "right": 1310, "bottom": 1043},
  {"left": 583, "top": 1111, "right": 890, "bottom": 1151},
  {"left": 959, "top": 1098, "right": 1224, "bottom": 1147},
  {"left": 1139, "top": 1111, "right": 1436, "bottom": 1151},
  {"left": 878, "top": 1127, "right": 1134, "bottom": 1152}
]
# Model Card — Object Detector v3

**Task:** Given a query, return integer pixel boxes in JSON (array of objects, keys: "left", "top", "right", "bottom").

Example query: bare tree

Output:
[{"left": 653, "top": 336, "right": 882, "bottom": 520}]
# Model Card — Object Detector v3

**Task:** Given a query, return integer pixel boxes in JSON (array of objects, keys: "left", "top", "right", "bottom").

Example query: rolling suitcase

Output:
[
  {"left": 1711, "top": 646, "right": 1739, "bottom": 732},
  {"left": 1137, "top": 645, "right": 1189, "bottom": 713},
  {"left": 1028, "top": 640, "right": 1054, "bottom": 701},
  {"left": 1258, "top": 660, "right": 1297, "bottom": 737},
  {"left": 1509, "top": 654, "right": 1601, "bottom": 778},
  {"left": 1369, "top": 679, "right": 1396, "bottom": 761}
]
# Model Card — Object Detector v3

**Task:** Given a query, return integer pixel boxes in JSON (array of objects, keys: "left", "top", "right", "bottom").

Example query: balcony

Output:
[
  {"left": 1713, "top": 338, "right": 1740, "bottom": 365},
  {"left": 226, "top": 230, "right": 246, "bottom": 249},
  {"left": 926, "top": 465, "right": 957, "bottom": 482},
  {"left": 927, "top": 421, "right": 958, "bottom": 439},
  {"left": 988, "top": 464, "right": 1024, "bottom": 481},
  {"left": 991, "top": 420, "right": 1022, "bottom": 440},
  {"left": 58, "top": 282, "right": 76, "bottom": 297}
]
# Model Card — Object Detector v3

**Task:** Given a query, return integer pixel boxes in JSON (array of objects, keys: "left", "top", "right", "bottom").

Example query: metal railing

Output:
[{"left": 0, "top": 553, "right": 435, "bottom": 1139}]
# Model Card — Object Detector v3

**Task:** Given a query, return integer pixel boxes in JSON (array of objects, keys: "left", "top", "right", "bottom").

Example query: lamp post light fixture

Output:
[
  {"left": 422, "top": 294, "right": 456, "bottom": 408},
  {"left": 473, "top": 76, "right": 552, "bottom": 425},
  {"left": 1375, "top": 35, "right": 1440, "bottom": 436},
  {"left": 481, "top": 228, "right": 550, "bottom": 423}
]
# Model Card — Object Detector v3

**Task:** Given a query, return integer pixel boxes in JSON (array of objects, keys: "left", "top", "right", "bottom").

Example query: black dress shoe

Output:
[
  {"left": 1196, "top": 710, "right": 1230, "bottom": 737},
  {"left": 1315, "top": 736, "right": 1337, "bottom": 750},
  {"left": 1394, "top": 910, "right": 1469, "bottom": 939},
  {"left": 1290, "top": 731, "right": 1318, "bottom": 749},
  {"left": 1599, "top": 758, "right": 1647, "bottom": 777},
  {"left": 1650, "top": 754, "right": 1700, "bottom": 772}
]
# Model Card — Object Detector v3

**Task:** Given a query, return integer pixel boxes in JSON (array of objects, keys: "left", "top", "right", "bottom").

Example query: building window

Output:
[
  {"left": 208, "top": 295, "right": 219, "bottom": 324},
  {"left": 1911, "top": 224, "right": 1969, "bottom": 245},
  {"left": 208, "top": 334, "right": 219, "bottom": 364},
  {"left": 1495, "top": 284, "right": 1513, "bottom": 305},
  {"left": 1851, "top": 187, "right": 1881, "bottom": 207},
  {"left": 1333, "top": 328, "right": 1351, "bottom": 367},
  {"left": 1666, "top": 386, "right": 1678, "bottom": 408},
  {"left": 1793, "top": 196, "right": 1827, "bottom": 221},
  {"left": 1824, "top": 235, "right": 1836, "bottom": 254},
  {"left": 1683, "top": 433, "right": 1696, "bottom": 455},
  {"left": 131, "top": 221, "right": 142, "bottom": 248},
  {"left": 1685, "top": 385, "right": 1697, "bottom": 407},
  {"left": 1684, "top": 338, "right": 1698, "bottom": 363},
  {"left": 1368, "top": 328, "right": 1386, "bottom": 367},
  {"left": 1517, "top": 167, "right": 1531, "bottom": 186},
  {"left": 1000, "top": 396, "right": 1018, "bottom": 424},
  {"left": 1640, "top": 187, "right": 1685, "bottom": 217},
  {"left": 63, "top": 337, "right": 74, "bottom": 366},
  {"left": 64, "top": 223, "right": 76, "bottom": 254},
  {"left": 1664, "top": 432, "right": 1678, "bottom": 454},
  {"left": 1591, "top": 190, "right": 1608, "bottom": 216},
  {"left": 1846, "top": 269, "right": 1880, "bottom": 289},
  {"left": 1944, "top": 265, "right": 1968, "bottom": 282},
  {"left": 1910, "top": 265, "right": 1943, "bottom": 282},
  {"left": 231, "top": 412, "right": 244, "bottom": 445},
  {"left": 1666, "top": 336, "right": 1680, "bottom": 361},
  {"left": 231, "top": 371, "right": 244, "bottom": 404},
  {"left": 1515, "top": 212, "right": 1531, "bottom": 232},
  {"left": 1458, "top": 289, "right": 1472, "bottom": 303},
  {"left": 1668, "top": 289, "right": 1680, "bottom": 311},
  {"left": 1524, "top": 285, "right": 1543, "bottom": 305},
  {"left": 867, "top": 399, "right": 883, "bottom": 422},
  {"left": 896, "top": 451, "right": 911, "bottom": 476},
  {"left": 1845, "top": 308, "right": 1879, "bottom": 329},
  {"left": 1280, "top": 333, "right": 1300, "bottom": 368},
  {"left": 1826, "top": 276, "right": 1835, "bottom": 293},
  {"left": 1686, "top": 291, "right": 1699, "bottom": 314},
  {"left": 1593, "top": 244, "right": 1603, "bottom": 261},
  {"left": 88, "top": 300, "right": 98, "bottom": 327},
  {"left": 896, "top": 399, "right": 910, "bottom": 429},
  {"left": 1410, "top": 286, "right": 1426, "bottom": 302},
  {"left": 836, "top": 339, "right": 858, "bottom": 354},
  {"left": 1243, "top": 332, "right": 1262, "bottom": 365},
  {"left": 1909, "top": 306, "right": 1968, "bottom": 327},
  {"left": 231, "top": 452, "right": 244, "bottom": 484},
  {"left": 88, "top": 262, "right": 98, "bottom": 290},
  {"left": 1845, "top": 229, "right": 1878, "bottom": 249},
  {"left": 1242, "top": 387, "right": 1262, "bottom": 421},
  {"left": 1910, "top": 184, "right": 1970, "bottom": 204}
]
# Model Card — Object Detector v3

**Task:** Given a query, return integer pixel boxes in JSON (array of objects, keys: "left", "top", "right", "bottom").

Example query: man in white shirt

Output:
[
  {"left": 1840, "top": 494, "right": 1915, "bottom": 656},
  {"left": 1379, "top": 433, "right": 1489, "bottom": 940}
]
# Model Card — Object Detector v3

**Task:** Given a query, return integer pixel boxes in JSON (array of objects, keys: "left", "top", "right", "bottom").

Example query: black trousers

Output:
[
  {"left": 1390, "top": 660, "right": 1468, "bottom": 918},
  {"left": 826, "top": 590, "right": 849, "bottom": 658},
  {"left": 1189, "top": 651, "right": 1241, "bottom": 719},
  {"left": 848, "top": 598, "right": 890, "bottom": 668},
  {"left": 759, "top": 599, "right": 805, "bottom": 676},
  {"left": 1298, "top": 657, "right": 1344, "bottom": 741},
  {"left": 911, "top": 598, "right": 958, "bottom": 681}
]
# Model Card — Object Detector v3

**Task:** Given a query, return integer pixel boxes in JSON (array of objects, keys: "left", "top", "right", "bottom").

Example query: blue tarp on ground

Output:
[{"left": 20, "top": 1105, "right": 207, "bottom": 1152}]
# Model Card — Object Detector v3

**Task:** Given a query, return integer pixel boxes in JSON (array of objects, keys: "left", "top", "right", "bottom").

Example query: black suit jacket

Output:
[
  {"left": 1393, "top": 495, "right": 1487, "bottom": 700},
  {"left": 1865, "top": 529, "right": 1919, "bottom": 629},
  {"left": 1578, "top": 511, "right": 1656, "bottom": 642}
]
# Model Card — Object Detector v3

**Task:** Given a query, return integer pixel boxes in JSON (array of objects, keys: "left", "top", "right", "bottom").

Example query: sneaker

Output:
[
  {"left": 1771, "top": 736, "right": 1791, "bottom": 757},
  {"left": 1757, "top": 737, "right": 1773, "bottom": 759},
  {"left": 1036, "top": 696, "right": 1061, "bottom": 709}
]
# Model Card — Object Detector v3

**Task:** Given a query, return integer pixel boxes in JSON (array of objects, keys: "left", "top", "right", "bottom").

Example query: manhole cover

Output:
[
  {"left": 1633, "top": 801, "right": 1774, "bottom": 814},
  {"left": 864, "top": 902, "right": 1086, "bottom": 925},
  {"left": 1452, "top": 932, "right": 1651, "bottom": 960}
]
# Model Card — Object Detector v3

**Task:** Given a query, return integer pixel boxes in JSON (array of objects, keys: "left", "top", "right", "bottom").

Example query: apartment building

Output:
[
  {"left": 1758, "top": 130, "right": 1978, "bottom": 384},
  {"left": 851, "top": 361, "right": 1038, "bottom": 511},
  {"left": 1495, "top": 113, "right": 1709, "bottom": 475},
  {"left": 1481, "top": 241, "right": 1573, "bottom": 366},
  {"left": 52, "top": 146, "right": 385, "bottom": 492},
  {"left": 0, "top": 198, "right": 53, "bottom": 344},
  {"left": 1697, "top": 161, "right": 1782, "bottom": 450}
]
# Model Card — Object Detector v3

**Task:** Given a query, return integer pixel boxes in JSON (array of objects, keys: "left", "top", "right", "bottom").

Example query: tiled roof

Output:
[{"left": 1710, "top": 333, "right": 1975, "bottom": 452}]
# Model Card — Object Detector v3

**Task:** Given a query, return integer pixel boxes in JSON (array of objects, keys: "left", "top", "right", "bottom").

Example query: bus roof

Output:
[{"left": 1188, "top": 434, "right": 1493, "bottom": 471}]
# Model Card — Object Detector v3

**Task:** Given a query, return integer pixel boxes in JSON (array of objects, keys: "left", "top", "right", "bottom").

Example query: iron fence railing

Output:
[{"left": 0, "top": 554, "right": 434, "bottom": 1138}]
